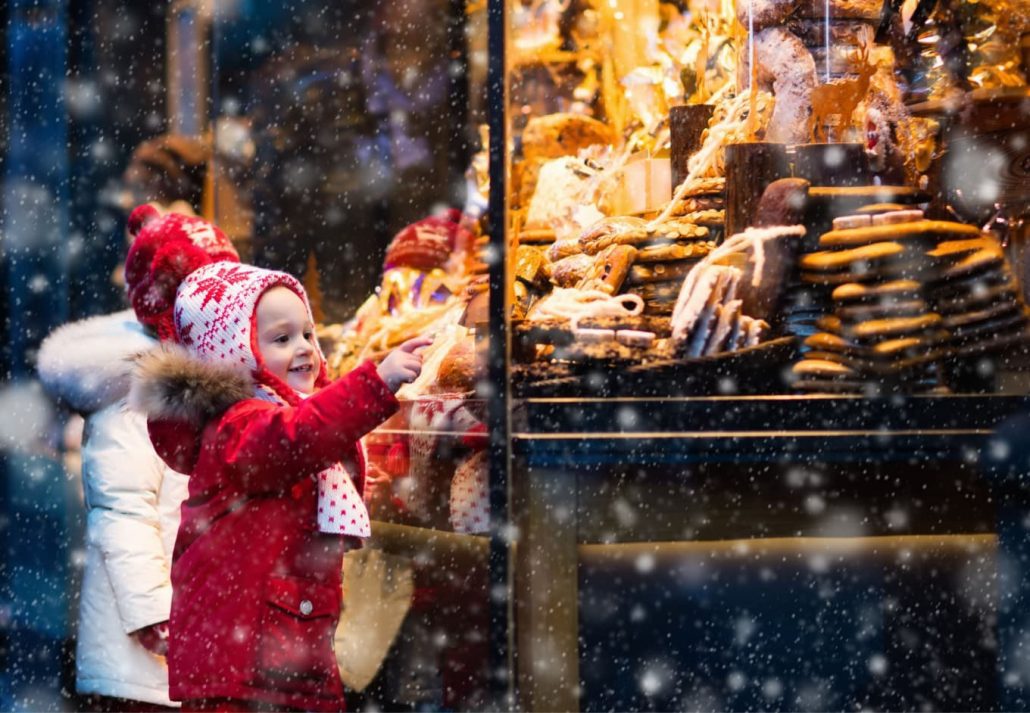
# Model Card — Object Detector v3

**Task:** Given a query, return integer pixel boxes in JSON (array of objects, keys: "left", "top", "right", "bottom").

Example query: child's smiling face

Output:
[{"left": 255, "top": 286, "right": 321, "bottom": 394}]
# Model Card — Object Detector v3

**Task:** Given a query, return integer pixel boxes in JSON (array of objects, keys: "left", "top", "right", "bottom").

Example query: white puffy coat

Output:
[{"left": 38, "top": 310, "right": 187, "bottom": 706}]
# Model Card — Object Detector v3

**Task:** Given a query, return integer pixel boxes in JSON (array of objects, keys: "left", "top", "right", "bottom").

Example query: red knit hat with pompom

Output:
[
  {"left": 383, "top": 209, "right": 469, "bottom": 271},
  {"left": 124, "top": 205, "right": 239, "bottom": 341}
]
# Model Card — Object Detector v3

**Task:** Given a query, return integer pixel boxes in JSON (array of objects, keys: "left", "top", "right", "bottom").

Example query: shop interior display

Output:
[
  {"left": 309, "top": 0, "right": 1030, "bottom": 535},
  {"left": 294, "top": 3, "right": 1030, "bottom": 710},
  {"left": 501, "top": 0, "right": 1030, "bottom": 397}
]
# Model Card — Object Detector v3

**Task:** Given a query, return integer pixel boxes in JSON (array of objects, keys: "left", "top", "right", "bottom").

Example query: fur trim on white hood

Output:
[
  {"left": 37, "top": 309, "right": 157, "bottom": 414},
  {"left": 129, "top": 344, "right": 254, "bottom": 425}
]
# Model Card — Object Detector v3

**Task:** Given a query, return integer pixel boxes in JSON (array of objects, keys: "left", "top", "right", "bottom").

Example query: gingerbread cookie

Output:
[
  {"left": 818, "top": 220, "right": 981, "bottom": 249},
  {"left": 576, "top": 244, "right": 638, "bottom": 295},
  {"left": 648, "top": 219, "right": 717, "bottom": 240},
  {"left": 933, "top": 246, "right": 1006, "bottom": 283},
  {"left": 635, "top": 240, "right": 714, "bottom": 263},
  {"left": 832, "top": 279, "right": 923, "bottom": 304},
  {"left": 838, "top": 299, "right": 929, "bottom": 323},
  {"left": 627, "top": 259, "right": 701, "bottom": 285},
  {"left": 848, "top": 313, "right": 943, "bottom": 342},
  {"left": 675, "top": 209, "right": 726, "bottom": 227}
]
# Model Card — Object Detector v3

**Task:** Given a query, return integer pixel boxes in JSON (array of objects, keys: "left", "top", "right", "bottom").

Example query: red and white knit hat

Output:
[
  {"left": 124, "top": 204, "right": 240, "bottom": 341},
  {"left": 172, "top": 261, "right": 329, "bottom": 407},
  {"left": 173, "top": 260, "right": 370, "bottom": 538}
]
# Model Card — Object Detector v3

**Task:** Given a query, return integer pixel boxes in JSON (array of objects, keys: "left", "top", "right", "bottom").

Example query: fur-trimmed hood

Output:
[
  {"left": 129, "top": 344, "right": 256, "bottom": 474},
  {"left": 37, "top": 309, "right": 156, "bottom": 414},
  {"left": 129, "top": 343, "right": 254, "bottom": 425}
]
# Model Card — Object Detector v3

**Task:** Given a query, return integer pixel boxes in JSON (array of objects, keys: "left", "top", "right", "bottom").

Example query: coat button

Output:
[{"left": 299, "top": 599, "right": 313, "bottom": 616}]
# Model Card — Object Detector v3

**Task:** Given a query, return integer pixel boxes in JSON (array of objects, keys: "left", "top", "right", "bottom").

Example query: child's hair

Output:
[
  {"left": 122, "top": 134, "right": 210, "bottom": 212},
  {"left": 124, "top": 205, "right": 239, "bottom": 341}
]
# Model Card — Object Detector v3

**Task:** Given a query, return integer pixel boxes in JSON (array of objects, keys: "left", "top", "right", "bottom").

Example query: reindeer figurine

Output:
[{"left": 808, "top": 45, "right": 879, "bottom": 143}]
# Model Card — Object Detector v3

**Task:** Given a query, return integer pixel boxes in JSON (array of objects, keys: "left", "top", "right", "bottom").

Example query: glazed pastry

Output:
[
  {"left": 550, "top": 253, "right": 595, "bottom": 288},
  {"left": 576, "top": 244, "right": 638, "bottom": 295}
]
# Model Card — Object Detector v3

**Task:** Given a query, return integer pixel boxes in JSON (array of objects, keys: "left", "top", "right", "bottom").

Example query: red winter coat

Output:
[{"left": 132, "top": 348, "right": 398, "bottom": 712}]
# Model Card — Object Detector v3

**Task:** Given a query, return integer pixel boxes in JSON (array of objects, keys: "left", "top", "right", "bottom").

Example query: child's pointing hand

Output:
[{"left": 377, "top": 336, "right": 433, "bottom": 393}]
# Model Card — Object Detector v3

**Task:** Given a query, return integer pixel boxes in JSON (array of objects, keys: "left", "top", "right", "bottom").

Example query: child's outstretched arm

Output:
[{"left": 217, "top": 360, "right": 401, "bottom": 492}]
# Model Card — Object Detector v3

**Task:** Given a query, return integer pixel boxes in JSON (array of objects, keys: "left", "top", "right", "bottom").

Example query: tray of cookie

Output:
[
  {"left": 511, "top": 211, "right": 810, "bottom": 396},
  {"left": 511, "top": 328, "right": 798, "bottom": 398},
  {"left": 789, "top": 207, "right": 1030, "bottom": 394}
]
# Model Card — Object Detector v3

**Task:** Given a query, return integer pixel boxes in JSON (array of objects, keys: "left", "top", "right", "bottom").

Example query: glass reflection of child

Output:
[{"left": 129, "top": 207, "right": 428, "bottom": 711}]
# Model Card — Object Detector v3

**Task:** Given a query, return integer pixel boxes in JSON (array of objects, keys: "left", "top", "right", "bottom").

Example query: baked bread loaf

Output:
[
  {"left": 521, "top": 113, "right": 617, "bottom": 162},
  {"left": 433, "top": 338, "right": 480, "bottom": 394}
]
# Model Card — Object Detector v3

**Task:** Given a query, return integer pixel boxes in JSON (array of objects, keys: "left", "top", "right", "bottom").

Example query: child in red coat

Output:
[{"left": 129, "top": 216, "right": 427, "bottom": 712}]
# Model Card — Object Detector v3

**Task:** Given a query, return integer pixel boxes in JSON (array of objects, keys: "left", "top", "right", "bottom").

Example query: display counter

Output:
[{"left": 508, "top": 393, "right": 1029, "bottom": 710}]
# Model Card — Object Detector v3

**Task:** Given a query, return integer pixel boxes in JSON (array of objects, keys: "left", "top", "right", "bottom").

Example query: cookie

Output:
[
  {"left": 672, "top": 265, "right": 743, "bottom": 341},
  {"left": 547, "top": 239, "right": 584, "bottom": 262},
  {"left": 648, "top": 219, "right": 715, "bottom": 240},
  {"left": 871, "top": 209, "right": 925, "bottom": 226},
  {"left": 583, "top": 224, "right": 709, "bottom": 254},
  {"left": 848, "top": 313, "right": 943, "bottom": 342},
  {"left": 801, "top": 243, "right": 930, "bottom": 286},
  {"left": 673, "top": 195, "right": 726, "bottom": 214},
  {"left": 927, "top": 237, "right": 999, "bottom": 261},
  {"left": 832, "top": 279, "right": 923, "bottom": 304},
  {"left": 953, "top": 328, "right": 1030, "bottom": 357},
  {"left": 681, "top": 268, "right": 741, "bottom": 354},
  {"left": 521, "top": 113, "right": 617, "bottom": 162},
  {"left": 576, "top": 244, "right": 638, "bottom": 295},
  {"left": 575, "top": 314, "right": 671, "bottom": 333},
  {"left": 818, "top": 219, "right": 982, "bottom": 248},
  {"left": 519, "top": 228, "right": 557, "bottom": 244},
  {"left": 832, "top": 214, "right": 872, "bottom": 230},
  {"left": 578, "top": 216, "right": 649, "bottom": 254},
  {"left": 947, "top": 311, "right": 1028, "bottom": 342},
  {"left": 635, "top": 240, "right": 714, "bottom": 263},
  {"left": 943, "top": 301, "right": 1022, "bottom": 330},
  {"left": 643, "top": 301, "right": 675, "bottom": 316},
  {"left": 674, "top": 209, "right": 725, "bottom": 226},
  {"left": 793, "top": 358, "right": 859, "bottom": 378},
  {"left": 676, "top": 176, "right": 726, "bottom": 197},
  {"left": 615, "top": 329, "right": 657, "bottom": 348},
  {"left": 803, "top": 350, "right": 862, "bottom": 367},
  {"left": 550, "top": 253, "right": 595, "bottom": 287},
  {"left": 928, "top": 270, "right": 1011, "bottom": 300},
  {"left": 869, "top": 334, "right": 946, "bottom": 358},
  {"left": 627, "top": 280, "right": 685, "bottom": 304},
  {"left": 933, "top": 279, "right": 1019, "bottom": 314},
  {"left": 627, "top": 259, "right": 701, "bottom": 285},
  {"left": 801, "top": 242, "right": 911, "bottom": 273},
  {"left": 854, "top": 203, "right": 915, "bottom": 215},
  {"left": 515, "top": 245, "right": 549, "bottom": 287},
  {"left": 838, "top": 299, "right": 928, "bottom": 323},
  {"left": 933, "top": 246, "right": 1006, "bottom": 282},
  {"left": 804, "top": 332, "right": 850, "bottom": 353},
  {"left": 815, "top": 315, "right": 843, "bottom": 334}
]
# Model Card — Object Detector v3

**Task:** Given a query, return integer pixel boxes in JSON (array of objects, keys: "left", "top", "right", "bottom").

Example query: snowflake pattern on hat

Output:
[
  {"left": 174, "top": 262, "right": 291, "bottom": 370},
  {"left": 176, "top": 261, "right": 371, "bottom": 539}
]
